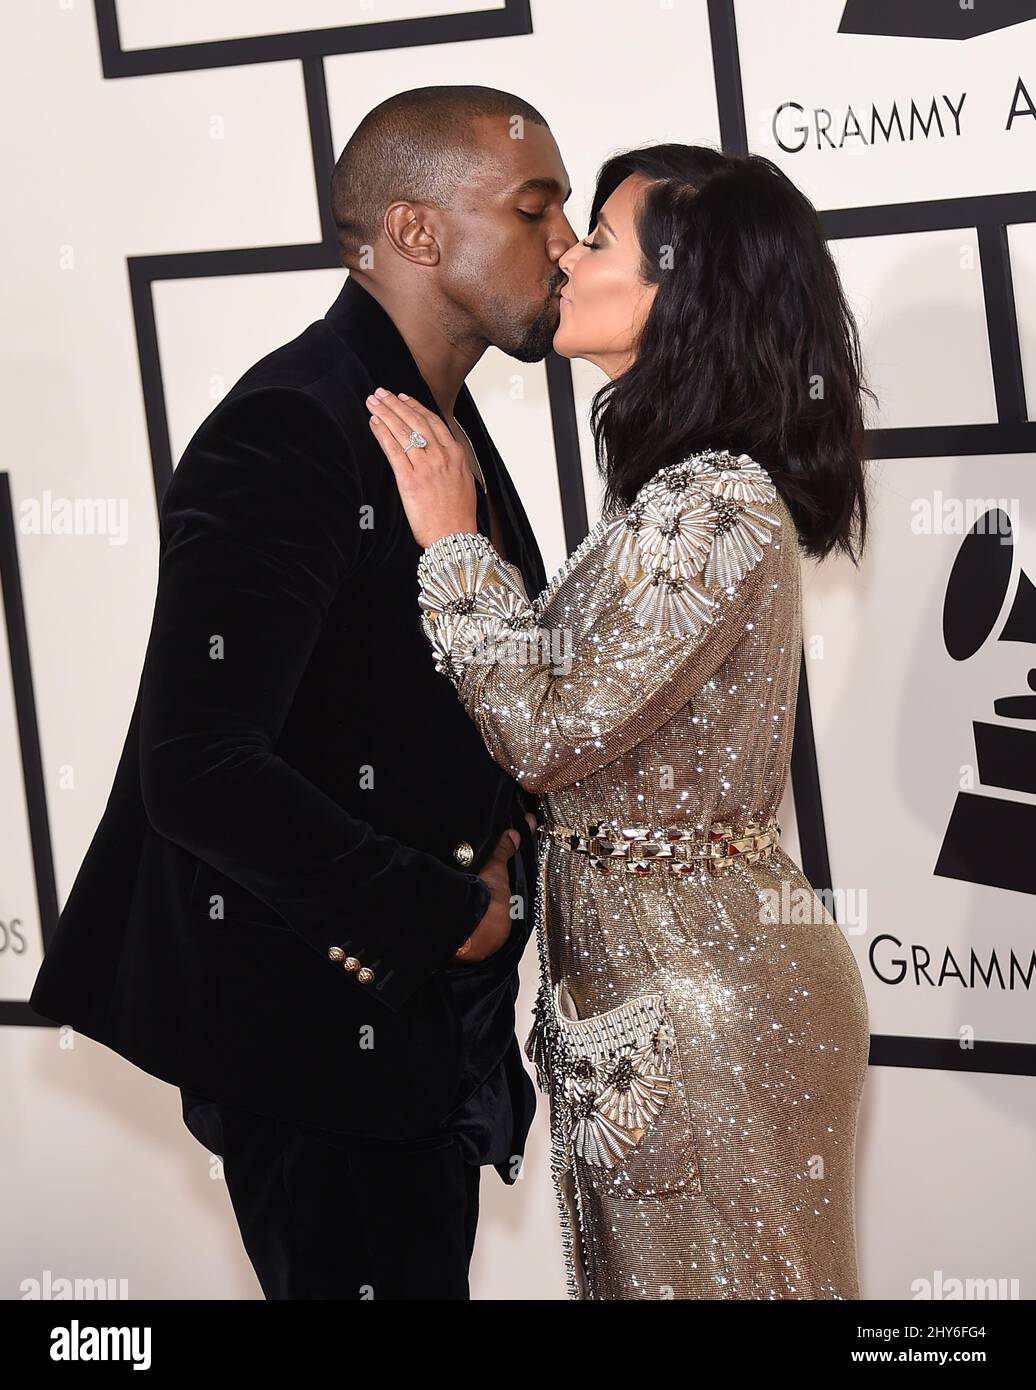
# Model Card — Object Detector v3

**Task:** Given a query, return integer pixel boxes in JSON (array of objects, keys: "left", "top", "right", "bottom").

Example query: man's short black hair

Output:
[{"left": 330, "top": 85, "right": 548, "bottom": 268}]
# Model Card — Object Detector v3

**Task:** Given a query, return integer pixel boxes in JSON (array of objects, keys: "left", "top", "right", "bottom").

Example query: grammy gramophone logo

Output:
[
  {"left": 935, "top": 509, "right": 1036, "bottom": 895},
  {"left": 840, "top": 0, "right": 1036, "bottom": 41}
]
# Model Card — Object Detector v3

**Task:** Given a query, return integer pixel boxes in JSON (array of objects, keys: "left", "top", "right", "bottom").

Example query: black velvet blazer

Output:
[{"left": 29, "top": 275, "right": 549, "bottom": 1140}]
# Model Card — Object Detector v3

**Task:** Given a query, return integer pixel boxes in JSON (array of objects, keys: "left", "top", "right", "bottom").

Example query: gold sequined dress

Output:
[{"left": 415, "top": 450, "right": 870, "bottom": 1300}]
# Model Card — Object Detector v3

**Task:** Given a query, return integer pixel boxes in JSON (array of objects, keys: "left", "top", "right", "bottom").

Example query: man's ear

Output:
[{"left": 383, "top": 201, "right": 441, "bottom": 267}]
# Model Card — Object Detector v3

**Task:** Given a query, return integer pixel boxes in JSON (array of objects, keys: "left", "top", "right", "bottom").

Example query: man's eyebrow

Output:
[{"left": 510, "top": 177, "right": 572, "bottom": 202}]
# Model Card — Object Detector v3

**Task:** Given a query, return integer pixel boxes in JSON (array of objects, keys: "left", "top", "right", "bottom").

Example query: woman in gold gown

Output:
[{"left": 366, "top": 145, "right": 872, "bottom": 1300}]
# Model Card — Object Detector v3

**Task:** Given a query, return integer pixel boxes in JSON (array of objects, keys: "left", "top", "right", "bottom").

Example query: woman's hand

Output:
[{"left": 365, "top": 388, "right": 478, "bottom": 548}]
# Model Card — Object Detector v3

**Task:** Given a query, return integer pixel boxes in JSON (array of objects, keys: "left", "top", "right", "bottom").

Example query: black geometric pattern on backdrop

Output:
[
  {"left": 839, "top": 0, "right": 1036, "bottom": 42},
  {"left": 0, "top": 476, "right": 60, "bottom": 1027},
  {"left": 709, "top": 0, "right": 1035, "bottom": 1077},
  {"left": 11, "top": 1, "right": 1034, "bottom": 1078}
]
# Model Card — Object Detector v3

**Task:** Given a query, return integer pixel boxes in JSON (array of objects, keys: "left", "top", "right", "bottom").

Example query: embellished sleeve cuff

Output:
[{"left": 416, "top": 530, "right": 539, "bottom": 683}]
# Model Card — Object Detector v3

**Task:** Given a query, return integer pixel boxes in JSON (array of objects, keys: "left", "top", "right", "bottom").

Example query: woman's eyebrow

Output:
[{"left": 597, "top": 210, "right": 617, "bottom": 238}]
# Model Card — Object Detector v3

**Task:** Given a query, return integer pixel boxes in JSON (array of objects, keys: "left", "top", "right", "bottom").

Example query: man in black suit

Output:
[{"left": 29, "top": 86, "right": 576, "bottom": 1299}]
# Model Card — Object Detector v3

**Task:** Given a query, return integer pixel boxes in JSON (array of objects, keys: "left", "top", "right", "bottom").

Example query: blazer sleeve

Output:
[
  {"left": 138, "top": 386, "right": 490, "bottom": 1012},
  {"left": 414, "top": 453, "right": 784, "bottom": 794}
]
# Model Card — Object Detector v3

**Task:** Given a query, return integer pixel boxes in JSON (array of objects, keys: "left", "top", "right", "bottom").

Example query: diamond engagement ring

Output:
[{"left": 403, "top": 430, "right": 428, "bottom": 454}]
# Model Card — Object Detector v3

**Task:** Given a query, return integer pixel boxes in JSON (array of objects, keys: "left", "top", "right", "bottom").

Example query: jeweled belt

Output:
[{"left": 538, "top": 814, "right": 781, "bottom": 876}]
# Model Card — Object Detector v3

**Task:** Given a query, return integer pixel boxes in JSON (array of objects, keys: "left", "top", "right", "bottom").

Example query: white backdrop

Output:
[{"left": 3, "top": 0, "right": 1035, "bottom": 1301}]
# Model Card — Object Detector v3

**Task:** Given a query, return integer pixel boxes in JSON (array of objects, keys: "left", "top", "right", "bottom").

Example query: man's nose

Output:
[{"left": 549, "top": 216, "right": 579, "bottom": 260}]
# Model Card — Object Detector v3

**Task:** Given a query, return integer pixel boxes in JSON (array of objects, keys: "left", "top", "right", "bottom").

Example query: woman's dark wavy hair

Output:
[{"left": 588, "top": 145, "right": 874, "bottom": 564}]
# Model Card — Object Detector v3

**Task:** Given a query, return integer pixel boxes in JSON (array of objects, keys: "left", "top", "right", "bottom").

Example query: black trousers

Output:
[{"left": 184, "top": 1093, "right": 481, "bottom": 1299}]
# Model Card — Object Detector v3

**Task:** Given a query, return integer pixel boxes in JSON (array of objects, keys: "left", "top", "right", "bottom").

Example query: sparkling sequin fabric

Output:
[{"left": 416, "top": 450, "right": 870, "bottom": 1300}]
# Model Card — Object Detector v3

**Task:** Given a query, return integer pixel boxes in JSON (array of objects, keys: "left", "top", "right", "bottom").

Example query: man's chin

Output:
[
  {"left": 504, "top": 302, "right": 561, "bottom": 362},
  {"left": 505, "top": 342, "right": 550, "bottom": 364}
]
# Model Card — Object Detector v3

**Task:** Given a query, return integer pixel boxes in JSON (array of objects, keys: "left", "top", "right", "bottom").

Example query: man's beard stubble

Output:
[
  {"left": 485, "top": 282, "right": 563, "bottom": 363},
  {"left": 509, "top": 296, "right": 562, "bottom": 362}
]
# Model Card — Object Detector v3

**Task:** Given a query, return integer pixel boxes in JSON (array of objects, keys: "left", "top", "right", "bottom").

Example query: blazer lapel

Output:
[
  {"left": 325, "top": 275, "right": 549, "bottom": 606},
  {"left": 324, "top": 275, "right": 438, "bottom": 411}
]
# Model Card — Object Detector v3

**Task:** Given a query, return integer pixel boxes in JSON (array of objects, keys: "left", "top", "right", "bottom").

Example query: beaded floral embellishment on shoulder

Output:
[{"left": 600, "top": 449, "right": 781, "bottom": 639}]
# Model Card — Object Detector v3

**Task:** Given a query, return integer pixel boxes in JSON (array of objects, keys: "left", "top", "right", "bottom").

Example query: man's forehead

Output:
[
  {"left": 468, "top": 163, "right": 572, "bottom": 204},
  {"left": 464, "top": 115, "right": 570, "bottom": 200}
]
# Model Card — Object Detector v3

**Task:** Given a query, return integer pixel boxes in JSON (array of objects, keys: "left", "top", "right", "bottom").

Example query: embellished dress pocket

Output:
[{"left": 527, "top": 982, "right": 703, "bottom": 1200}]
